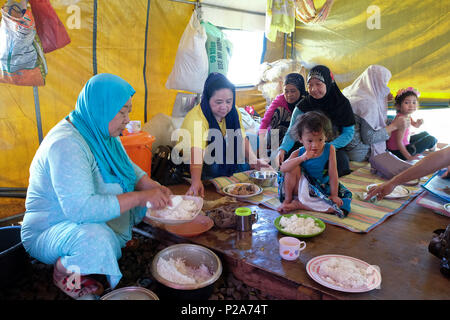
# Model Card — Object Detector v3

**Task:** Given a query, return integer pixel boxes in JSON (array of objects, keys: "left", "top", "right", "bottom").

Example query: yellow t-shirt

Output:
[{"left": 179, "top": 104, "right": 246, "bottom": 150}]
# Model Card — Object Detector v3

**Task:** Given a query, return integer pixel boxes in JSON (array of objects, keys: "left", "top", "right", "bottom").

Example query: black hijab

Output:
[
  {"left": 200, "top": 72, "right": 242, "bottom": 176},
  {"left": 284, "top": 73, "right": 307, "bottom": 112},
  {"left": 299, "top": 65, "right": 355, "bottom": 128}
]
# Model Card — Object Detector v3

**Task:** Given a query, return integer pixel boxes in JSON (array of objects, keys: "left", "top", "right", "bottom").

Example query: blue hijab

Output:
[
  {"left": 200, "top": 73, "right": 242, "bottom": 177},
  {"left": 69, "top": 73, "right": 137, "bottom": 192}
]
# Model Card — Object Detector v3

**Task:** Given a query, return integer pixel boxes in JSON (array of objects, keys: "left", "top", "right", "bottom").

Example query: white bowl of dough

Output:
[{"left": 145, "top": 195, "right": 203, "bottom": 225}]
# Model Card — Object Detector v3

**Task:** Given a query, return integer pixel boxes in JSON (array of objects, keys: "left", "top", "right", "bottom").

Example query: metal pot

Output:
[
  {"left": 151, "top": 244, "right": 222, "bottom": 300},
  {"left": 100, "top": 286, "right": 159, "bottom": 300}
]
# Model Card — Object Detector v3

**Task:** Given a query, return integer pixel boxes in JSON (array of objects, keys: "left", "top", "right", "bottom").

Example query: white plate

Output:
[
  {"left": 222, "top": 183, "right": 263, "bottom": 198},
  {"left": 306, "top": 254, "right": 382, "bottom": 293},
  {"left": 444, "top": 203, "right": 450, "bottom": 213},
  {"left": 366, "top": 184, "right": 410, "bottom": 199},
  {"left": 145, "top": 195, "right": 203, "bottom": 225}
]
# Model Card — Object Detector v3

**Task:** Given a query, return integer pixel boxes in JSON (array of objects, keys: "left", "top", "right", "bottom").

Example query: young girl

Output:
[
  {"left": 277, "top": 111, "right": 352, "bottom": 218},
  {"left": 386, "top": 87, "right": 437, "bottom": 161}
]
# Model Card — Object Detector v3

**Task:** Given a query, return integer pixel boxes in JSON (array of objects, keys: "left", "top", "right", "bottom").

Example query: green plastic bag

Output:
[{"left": 202, "top": 22, "right": 232, "bottom": 76}]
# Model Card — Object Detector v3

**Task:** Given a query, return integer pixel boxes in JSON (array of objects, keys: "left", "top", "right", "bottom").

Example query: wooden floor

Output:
[{"left": 141, "top": 183, "right": 450, "bottom": 300}]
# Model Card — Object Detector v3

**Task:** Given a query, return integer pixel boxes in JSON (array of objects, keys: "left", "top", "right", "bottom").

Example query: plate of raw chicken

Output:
[{"left": 222, "top": 183, "right": 263, "bottom": 198}]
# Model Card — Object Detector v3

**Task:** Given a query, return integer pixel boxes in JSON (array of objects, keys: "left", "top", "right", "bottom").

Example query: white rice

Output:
[
  {"left": 318, "top": 257, "right": 367, "bottom": 288},
  {"left": 279, "top": 215, "right": 322, "bottom": 235},
  {"left": 156, "top": 257, "right": 213, "bottom": 284},
  {"left": 155, "top": 199, "right": 198, "bottom": 220}
]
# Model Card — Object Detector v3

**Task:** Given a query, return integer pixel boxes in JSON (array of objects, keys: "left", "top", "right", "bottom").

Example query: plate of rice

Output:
[
  {"left": 306, "top": 254, "right": 382, "bottom": 293},
  {"left": 145, "top": 195, "right": 203, "bottom": 225},
  {"left": 274, "top": 214, "right": 326, "bottom": 238}
]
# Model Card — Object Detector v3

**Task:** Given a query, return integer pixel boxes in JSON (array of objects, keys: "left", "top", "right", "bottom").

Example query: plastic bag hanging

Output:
[
  {"left": 0, "top": 7, "right": 48, "bottom": 86},
  {"left": 28, "top": 0, "right": 71, "bottom": 53},
  {"left": 165, "top": 10, "right": 209, "bottom": 94}
]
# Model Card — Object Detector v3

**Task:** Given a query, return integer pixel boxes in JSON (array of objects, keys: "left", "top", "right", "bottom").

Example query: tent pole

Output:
[
  {"left": 168, "top": 0, "right": 265, "bottom": 16},
  {"left": 290, "top": 31, "right": 295, "bottom": 59},
  {"left": 93, "top": 0, "right": 98, "bottom": 75},
  {"left": 143, "top": 0, "right": 151, "bottom": 123},
  {"left": 33, "top": 86, "right": 43, "bottom": 145}
]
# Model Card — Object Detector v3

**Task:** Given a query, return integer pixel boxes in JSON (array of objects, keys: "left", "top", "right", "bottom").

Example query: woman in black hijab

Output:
[
  {"left": 258, "top": 73, "right": 307, "bottom": 154},
  {"left": 277, "top": 65, "right": 355, "bottom": 176}
]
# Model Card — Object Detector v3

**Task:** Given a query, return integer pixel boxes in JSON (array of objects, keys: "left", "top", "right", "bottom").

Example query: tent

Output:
[{"left": 0, "top": 0, "right": 448, "bottom": 219}]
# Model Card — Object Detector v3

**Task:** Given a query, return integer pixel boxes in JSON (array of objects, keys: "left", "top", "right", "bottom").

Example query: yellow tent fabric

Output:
[
  {"left": 0, "top": 0, "right": 448, "bottom": 219},
  {"left": 291, "top": 0, "right": 450, "bottom": 102}
]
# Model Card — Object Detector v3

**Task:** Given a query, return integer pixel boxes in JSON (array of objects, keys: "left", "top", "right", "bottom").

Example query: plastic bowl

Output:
[
  {"left": 274, "top": 214, "right": 326, "bottom": 238},
  {"left": 146, "top": 195, "right": 203, "bottom": 225},
  {"left": 165, "top": 215, "right": 214, "bottom": 237},
  {"left": 151, "top": 244, "right": 222, "bottom": 299},
  {"left": 249, "top": 170, "right": 277, "bottom": 187}
]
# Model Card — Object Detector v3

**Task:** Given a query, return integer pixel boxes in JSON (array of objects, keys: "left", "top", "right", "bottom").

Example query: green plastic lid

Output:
[{"left": 235, "top": 207, "right": 251, "bottom": 216}]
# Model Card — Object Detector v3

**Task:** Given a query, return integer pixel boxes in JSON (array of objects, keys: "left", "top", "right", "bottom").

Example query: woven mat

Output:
[{"left": 210, "top": 162, "right": 424, "bottom": 233}]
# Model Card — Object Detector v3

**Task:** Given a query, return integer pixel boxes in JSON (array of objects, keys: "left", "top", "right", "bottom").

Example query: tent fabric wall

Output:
[
  {"left": 0, "top": 0, "right": 191, "bottom": 193},
  {"left": 0, "top": 0, "right": 448, "bottom": 219},
  {"left": 291, "top": 0, "right": 450, "bottom": 102}
]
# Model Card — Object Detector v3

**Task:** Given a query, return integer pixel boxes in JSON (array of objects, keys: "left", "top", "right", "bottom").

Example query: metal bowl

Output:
[
  {"left": 100, "top": 286, "right": 159, "bottom": 300},
  {"left": 151, "top": 244, "right": 222, "bottom": 291},
  {"left": 249, "top": 170, "right": 277, "bottom": 187}
]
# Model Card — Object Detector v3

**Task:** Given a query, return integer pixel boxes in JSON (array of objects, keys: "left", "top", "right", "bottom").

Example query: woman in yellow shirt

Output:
[{"left": 178, "top": 73, "right": 270, "bottom": 196}]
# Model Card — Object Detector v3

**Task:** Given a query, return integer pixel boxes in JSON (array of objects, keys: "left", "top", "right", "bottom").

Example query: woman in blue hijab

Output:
[{"left": 21, "top": 73, "right": 172, "bottom": 299}]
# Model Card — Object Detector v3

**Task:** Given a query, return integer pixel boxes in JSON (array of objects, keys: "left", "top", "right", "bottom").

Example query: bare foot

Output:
[{"left": 277, "top": 200, "right": 306, "bottom": 213}]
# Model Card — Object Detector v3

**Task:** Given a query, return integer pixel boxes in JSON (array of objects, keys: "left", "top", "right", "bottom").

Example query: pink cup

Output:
[{"left": 279, "top": 237, "right": 306, "bottom": 261}]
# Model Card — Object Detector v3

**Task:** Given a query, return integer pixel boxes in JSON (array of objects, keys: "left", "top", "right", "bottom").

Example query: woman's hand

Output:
[
  {"left": 440, "top": 166, "right": 450, "bottom": 179},
  {"left": 330, "top": 195, "right": 343, "bottom": 207},
  {"left": 391, "top": 116, "right": 408, "bottom": 131},
  {"left": 252, "top": 158, "right": 273, "bottom": 171},
  {"left": 365, "top": 181, "right": 395, "bottom": 201},
  {"left": 186, "top": 179, "right": 205, "bottom": 197},
  {"left": 276, "top": 149, "right": 286, "bottom": 168},
  {"left": 141, "top": 187, "right": 171, "bottom": 210}
]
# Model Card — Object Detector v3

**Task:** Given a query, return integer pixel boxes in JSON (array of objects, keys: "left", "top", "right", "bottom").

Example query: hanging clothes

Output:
[{"left": 265, "top": 0, "right": 296, "bottom": 42}]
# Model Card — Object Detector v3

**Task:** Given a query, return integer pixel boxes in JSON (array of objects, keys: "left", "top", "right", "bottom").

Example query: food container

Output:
[
  {"left": 151, "top": 244, "right": 222, "bottom": 300},
  {"left": 249, "top": 170, "right": 277, "bottom": 187},
  {"left": 100, "top": 286, "right": 159, "bottom": 300},
  {"left": 0, "top": 226, "right": 29, "bottom": 288}
]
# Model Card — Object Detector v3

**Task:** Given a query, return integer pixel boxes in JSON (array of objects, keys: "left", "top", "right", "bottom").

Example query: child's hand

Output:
[
  {"left": 301, "top": 150, "right": 317, "bottom": 161},
  {"left": 415, "top": 118, "right": 424, "bottom": 127},
  {"left": 387, "top": 92, "right": 394, "bottom": 102},
  {"left": 330, "top": 195, "right": 343, "bottom": 207}
]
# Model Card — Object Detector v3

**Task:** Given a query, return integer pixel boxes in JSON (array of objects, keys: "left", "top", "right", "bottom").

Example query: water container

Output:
[{"left": 120, "top": 131, "right": 155, "bottom": 177}]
